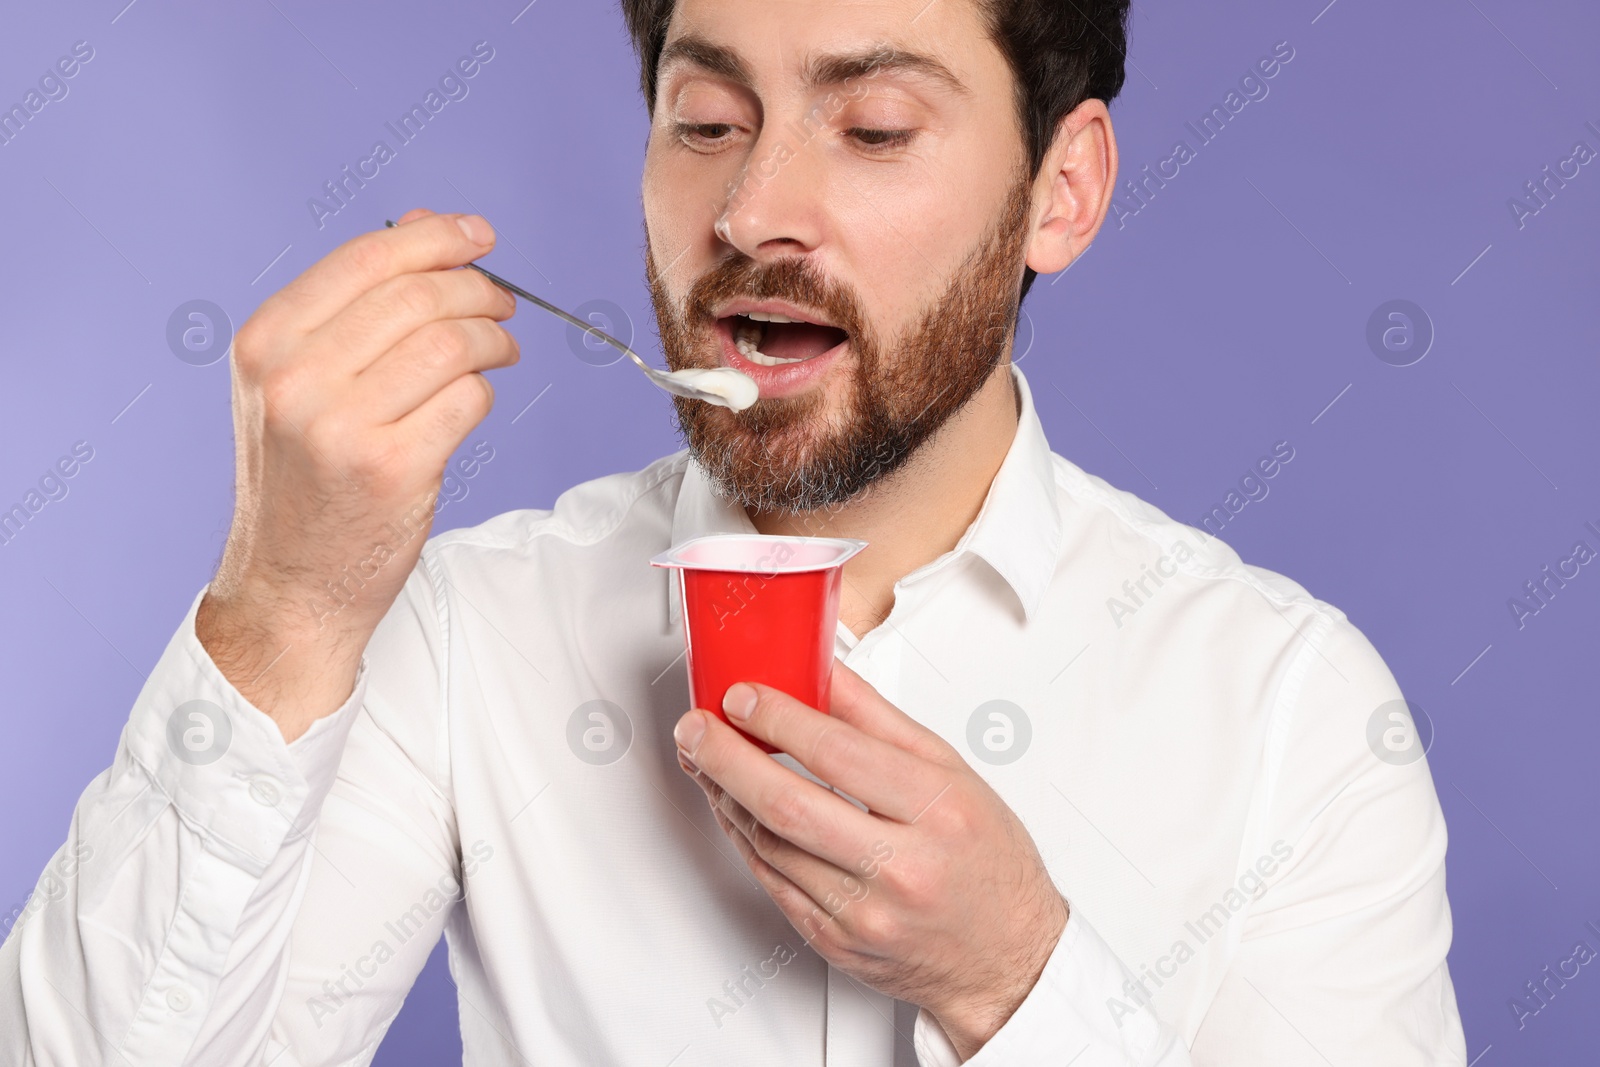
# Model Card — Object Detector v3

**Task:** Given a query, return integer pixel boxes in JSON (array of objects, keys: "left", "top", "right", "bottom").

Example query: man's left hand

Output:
[{"left": 673, "top": 660, "right": 1069, "bottom": 1059}]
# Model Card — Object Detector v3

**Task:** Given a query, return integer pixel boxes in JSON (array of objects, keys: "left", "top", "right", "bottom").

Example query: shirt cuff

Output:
[
  {"left": 913, "top": 906, "right": 1187, "bottom": 1066},
  {"left": 122, "top": 585, "right": 369, "bottom": 877}
]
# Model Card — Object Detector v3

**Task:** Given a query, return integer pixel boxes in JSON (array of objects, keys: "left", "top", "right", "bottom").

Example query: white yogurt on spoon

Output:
[{"left": 665, "top": 367, "right": 759, "bottom": 411}]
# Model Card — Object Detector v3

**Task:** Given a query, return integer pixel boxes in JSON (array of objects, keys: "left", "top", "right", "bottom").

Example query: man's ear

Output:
[{"left": 1025, "top": 99, "right": 1118, "bottom": 276}]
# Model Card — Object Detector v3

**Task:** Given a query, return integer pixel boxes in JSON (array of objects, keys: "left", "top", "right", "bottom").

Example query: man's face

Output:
[{"left": 640, "top": 0, "right": 1036, "bottom": 515}]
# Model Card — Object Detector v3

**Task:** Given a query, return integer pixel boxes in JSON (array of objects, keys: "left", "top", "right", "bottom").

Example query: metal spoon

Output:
[{"left": 383, "top": 220, "right": 756, "bottom": 410}]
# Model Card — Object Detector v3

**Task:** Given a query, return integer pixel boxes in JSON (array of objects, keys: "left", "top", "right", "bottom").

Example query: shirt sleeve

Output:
[
  {"left": 909, "top": 611, "right": 1466, "bottom": 1067},
  {"left": 0, "top": 552, "right": 460, "bottom": 1067},
  {"left": 910, "top": 906, "right": 1191, "bottom": 1067},
  {"left": 1186, "top": 612, "right": 1467, "bottom": 1065}
]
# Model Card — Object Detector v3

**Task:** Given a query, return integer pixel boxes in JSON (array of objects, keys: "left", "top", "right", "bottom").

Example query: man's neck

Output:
[{"left": 749, "top": 362, "right": 1021, "bottom": 639}]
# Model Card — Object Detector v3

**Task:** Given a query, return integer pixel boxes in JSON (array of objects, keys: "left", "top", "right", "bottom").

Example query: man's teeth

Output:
[
  {"left": 733, "top": 318, "right": 805, "bottom": 366},
  {"left": 736, "top": 336, "right": 803, "bottom": 366}
]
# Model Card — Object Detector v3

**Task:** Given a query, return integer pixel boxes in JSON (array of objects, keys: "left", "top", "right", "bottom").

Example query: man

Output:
[{"left": 1, "top": 0, "right": 1466, "bottom": 1063}]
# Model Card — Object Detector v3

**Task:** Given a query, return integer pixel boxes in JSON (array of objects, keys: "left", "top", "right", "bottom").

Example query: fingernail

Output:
[
  {"left": 676, "top": 747, "right": 699, "bottom": 773},
  {"left": 674, "top": 711, "right": 706, "bottom": 753},
  {"left": 723, "top": 683, "right": 757, "bottom": 721},
  {"left": 456, "top": 214, "right": 494, "bottom": 245}
]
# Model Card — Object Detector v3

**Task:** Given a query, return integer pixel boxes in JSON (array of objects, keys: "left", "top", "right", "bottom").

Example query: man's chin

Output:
[
  {"left": 681, "top": 399, "right": 834, "bottom": 465},
  {"left": 678, "top": 399, "right": 875, "bottom": 514}
]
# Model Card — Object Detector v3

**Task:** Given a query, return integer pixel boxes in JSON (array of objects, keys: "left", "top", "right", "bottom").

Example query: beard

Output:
[{"left": 644, "top": 161, "right": 1034, "bottom": 517}]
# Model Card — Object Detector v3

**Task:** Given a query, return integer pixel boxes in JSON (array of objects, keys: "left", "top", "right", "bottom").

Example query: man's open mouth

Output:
[{"left": 722, "top": 313, "right": 850, "bottom": 366}]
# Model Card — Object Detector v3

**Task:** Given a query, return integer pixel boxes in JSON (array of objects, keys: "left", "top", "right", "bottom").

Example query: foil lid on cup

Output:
[{"left": 649, "top": 534, "right": 868, "bottom": 574}]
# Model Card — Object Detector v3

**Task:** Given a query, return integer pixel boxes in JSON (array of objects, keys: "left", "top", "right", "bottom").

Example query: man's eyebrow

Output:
[
  {"left": 806, "top": 44, "right": 970, "bottom": 96},
  {"left": 657, "top": 34, "right": 970, "bottom": 97},
  {"left": 658, "top": 35, "right": 753, "bottom": 87}
]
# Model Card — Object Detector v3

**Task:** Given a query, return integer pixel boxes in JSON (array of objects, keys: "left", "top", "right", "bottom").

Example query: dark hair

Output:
[{"left": 619, "top": 0, "right": 1132, "bottom": 305}]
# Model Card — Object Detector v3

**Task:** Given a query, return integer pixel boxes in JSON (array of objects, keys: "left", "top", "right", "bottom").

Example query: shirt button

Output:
[
  {"left": 249, "top": 776, "right": 281, "bottom": 807},
  {"left": 166, "top": 986, "right": 192, "bottom": 1012}
]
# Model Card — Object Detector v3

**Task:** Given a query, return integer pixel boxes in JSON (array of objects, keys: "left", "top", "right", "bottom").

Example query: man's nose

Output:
[{"left": 713, "top": 124, "right": 828, "bottom": 258}]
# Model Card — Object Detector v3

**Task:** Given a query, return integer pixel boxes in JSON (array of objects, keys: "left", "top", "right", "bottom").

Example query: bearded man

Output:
[{"left": 1, "top": 1, "right": 1465, "bottom": 1063}]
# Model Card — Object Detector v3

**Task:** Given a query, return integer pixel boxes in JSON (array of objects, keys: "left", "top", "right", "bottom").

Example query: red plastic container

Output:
[{"left": 651, "top": 534, "right": 868, "bottom": 754}]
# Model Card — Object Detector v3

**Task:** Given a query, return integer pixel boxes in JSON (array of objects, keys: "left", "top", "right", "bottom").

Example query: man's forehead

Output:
[
  {"left": 659, "top": 0, "right": 983, "bottom": 96},
  {"left": 659, "top": 34, "right": 972, "bottom": 97},
  {"left": 667, "top": 0, "right": 968, "bottom": 35}
]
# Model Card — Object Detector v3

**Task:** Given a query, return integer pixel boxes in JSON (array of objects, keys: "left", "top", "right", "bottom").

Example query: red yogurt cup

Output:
[{"left": 651, "top": 534, "right": 868, "bottom": 754}]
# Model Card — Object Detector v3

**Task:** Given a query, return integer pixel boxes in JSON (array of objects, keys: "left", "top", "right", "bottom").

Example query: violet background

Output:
[{"left": 1, "top": 0, "right": 1596, "bottom": 1062}]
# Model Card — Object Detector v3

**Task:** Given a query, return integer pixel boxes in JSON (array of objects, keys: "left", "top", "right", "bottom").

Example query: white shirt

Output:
[{"left": 0, "top": 364, "right": 1466, "bottom": 1066}]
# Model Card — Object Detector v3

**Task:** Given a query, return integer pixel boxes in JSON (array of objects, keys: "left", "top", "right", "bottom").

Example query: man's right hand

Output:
[{"left": 195, "top": 208, "right": 520, "bottom": 742}]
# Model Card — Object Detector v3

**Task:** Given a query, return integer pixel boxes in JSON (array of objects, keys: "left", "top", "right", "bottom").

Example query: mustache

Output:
[{"left": 684, "top": 253, "right": 867, "bottom": 341}]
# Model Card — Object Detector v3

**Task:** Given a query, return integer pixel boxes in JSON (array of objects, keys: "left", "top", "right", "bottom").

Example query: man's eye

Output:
[
  {"left": 674, "top": 122, "right": 737, "bottom": 147},
  {"left": 848, "top": 128, "right": 914, "bottom": 151},
  {"left": 672, "top": 122, "right": 913, "bottom": 153}
]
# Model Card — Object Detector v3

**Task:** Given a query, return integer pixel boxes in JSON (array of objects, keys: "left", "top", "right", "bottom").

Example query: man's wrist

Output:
[
  {"left": 195, "top": 585, "right": 367, "bottom": 742},
  {"left": 930, "top": 892, "right": 1070, "bottom": 1059}
]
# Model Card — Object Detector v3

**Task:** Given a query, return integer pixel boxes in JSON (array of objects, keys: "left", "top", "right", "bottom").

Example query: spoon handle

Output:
[{"left": 382, "top": 219, "right": 649, "bottom": 370}]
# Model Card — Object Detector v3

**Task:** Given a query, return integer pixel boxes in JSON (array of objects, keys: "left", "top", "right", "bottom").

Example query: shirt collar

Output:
[
  {"left": 952, "top": 363, "right": 1063, "bottom": 622},
  {"left": 663, "top": 362, "right": 1062, "bottom": 631}
]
